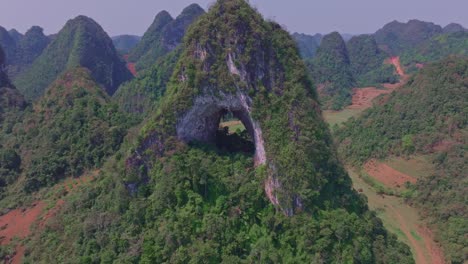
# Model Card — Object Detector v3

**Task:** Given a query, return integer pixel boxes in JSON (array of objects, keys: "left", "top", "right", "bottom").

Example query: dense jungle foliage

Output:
[{"left": 0, "top": 68, "right": 135, "bottom": 196}]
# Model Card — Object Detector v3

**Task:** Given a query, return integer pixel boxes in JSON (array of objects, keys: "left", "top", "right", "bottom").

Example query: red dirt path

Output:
[
  {"left": 123, "top": 55, "right": 137, "bottom": 77},
  {"left": 388, "top": 56, "right": 406, "bottom": 77},
  {"left": 364, "top": 159, "right": 417, "bottom": 188},
  {"left": 387, "top": 204, "right": 427, "bottom": 264},
  {"left": 417, "top": 225, "right": 446, "bottom": 264}
]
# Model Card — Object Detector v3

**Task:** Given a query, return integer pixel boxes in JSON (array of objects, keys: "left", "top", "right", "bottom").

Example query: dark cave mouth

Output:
[{"left": 215, "top": 111, "right": 255, "bottom": 154}]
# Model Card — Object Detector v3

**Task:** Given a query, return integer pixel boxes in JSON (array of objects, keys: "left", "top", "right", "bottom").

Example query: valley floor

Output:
[{"left": 348, "top": 164, "right": 445, "bottom": 264}]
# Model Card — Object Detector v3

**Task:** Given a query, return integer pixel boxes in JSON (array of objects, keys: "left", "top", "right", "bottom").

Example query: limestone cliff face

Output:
[{"left": 127, "top": 0, "right": 354, "bottom": 215}]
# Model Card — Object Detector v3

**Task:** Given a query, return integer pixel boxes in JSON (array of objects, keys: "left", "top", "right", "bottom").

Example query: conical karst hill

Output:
[{"left": 15, "top": 15, "right": 132, "bottom": 100}]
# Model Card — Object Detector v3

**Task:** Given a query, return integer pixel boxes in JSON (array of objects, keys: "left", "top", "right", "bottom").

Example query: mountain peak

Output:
[
  {"left": 128, "top": 3, "right": 205, "bottom": 71},
  {"left": 179, "top": 3, "right": 205, "bottom": 17},
  {"left": 15, "top": 14, "right": 132, "bottom": 99}
]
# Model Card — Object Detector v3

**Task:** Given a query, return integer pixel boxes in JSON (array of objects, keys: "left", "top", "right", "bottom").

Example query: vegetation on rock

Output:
[
  {"left": 374, "top": 19, "right": 443, "bottom": 55},
  {"left": 347, "top": 34, "right": 398, "bottom": 86},
  {"left": 309, "top": 32, "right": 355, "bottom": 110},
  {"left": 128, "top": 4, "right": 205, "bottom": 72},
  {"left": 14, "top": 16, "right": 132, "bottom": 100}
]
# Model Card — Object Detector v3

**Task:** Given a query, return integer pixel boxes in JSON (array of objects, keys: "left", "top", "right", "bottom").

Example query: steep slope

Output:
[
  {"left": 0, "top": 46, "right": 26, "bottom": 197},
  {"left": 128, "top": 4, "right": 205, "bottom": 72},
  {"left": 401, "top": 31, "right": 468, "bottom": 68},
  {"left": 15, "top": 26, "right": 50, "bottom": 66},
  {"left": 375, "top": 20, "right": 443, "bottom": 55},
  {"left": 0, "top": 26, "right": 16, "bottom": 65},
  {"left": 310, "top": 32, "right": 355, "bottom": 110},
  {"left": 292, "top": 32, "right": 320, "bottom": 59},
  {"left": 6, "top": 26, "right": 51, "bottom": 78},
  {"left": 10, "top": 68, "right": 132, "bottom": 193},
  {"left": 335, "top": 57, "right": 467, "bottom": 263},
  {"left": 127, "top": 10, "right": 173, "bottom": 62},
  {"left": 21, "top": 1, "right": 414, "bottom": 263},
  {"left": 111, "top": 34, "right": 141, "bottom": 54},
  {"left": 114, "top": 47, "right": 181, "bottom": 114},
  {"left": 347, "top": 34, "right": 398, "bottom": 86},
  {"left": 14, "top": 16, "right": 132, "bottom": 100}
]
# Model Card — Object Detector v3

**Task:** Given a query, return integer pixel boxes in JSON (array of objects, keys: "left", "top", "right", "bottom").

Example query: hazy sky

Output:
[{"left": 0, "top": 0, "right": 467, "bottom": 36}]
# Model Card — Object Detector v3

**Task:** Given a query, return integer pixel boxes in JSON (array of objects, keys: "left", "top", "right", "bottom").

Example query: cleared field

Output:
[
  {"left": 348, "top": 168, "right": 445, "bottom": 264},
  {"left": 219, "top": 120, "right": 246, "bottom": 133},
  {"left": 384, "top": 156, "right": 434, "bottom": 179},
  {"left": 323, "top": 108, "right": 363, "bottom": 127}
]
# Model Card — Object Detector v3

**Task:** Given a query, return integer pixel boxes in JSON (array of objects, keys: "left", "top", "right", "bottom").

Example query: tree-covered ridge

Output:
[
  {"left": 374, "top": 19, "right": 443, "bottom": 55},
  {"left": 113, "top": 47, "right": 181, "bottom": 115},
  {"left": 309, "top": 32, "right": 355, "bottom": 110},
  {"left": 347, "top": 34, "right": 398, "bottom": 86},
  {"left": 15, "top": 26, "right": 50, "bottom": 65},
  {"left": 14, "top": 16, "right": 132, "bottom": 100},
  {"left": 112, "top": 35, "right": 141, "bottom": 54},
  {"left": 2, "top": 68, "right": 134, "bottom": 194},
  {"left": 334, "top": 57, "right": 467, "bottom": 263},
  {"left": 128, "top": 4, "right": 205, "bottom": 72},
  {"left": 6, "top": 26, "right": 51, "bottom": 78},
  {"left": 401, "top": 31, "right": 468, "bottom": 68},
  {"left": 335, "top": 56, "right": 467, "bottom": 163},
  {"left": 127, "top": 10, "right": 174, "bottom": 62}
]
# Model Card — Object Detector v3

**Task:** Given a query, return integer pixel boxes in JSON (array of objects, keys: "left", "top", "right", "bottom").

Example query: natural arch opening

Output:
[
  {"left": 176, "top": 93, "right": 266, "bottom": 165},
  {"left": 216, "top": 111, "right": 254, "bottom": 154}
]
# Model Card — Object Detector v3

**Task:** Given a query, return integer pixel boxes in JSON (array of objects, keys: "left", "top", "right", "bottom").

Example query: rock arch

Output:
[{"left": 176, "top": 91, "right": 266, "bottom": 165}]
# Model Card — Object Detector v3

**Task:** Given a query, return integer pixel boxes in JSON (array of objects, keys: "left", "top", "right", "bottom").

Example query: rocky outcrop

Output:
[{"left": 127, "top": 0, "right": 352, "bottom": 215}]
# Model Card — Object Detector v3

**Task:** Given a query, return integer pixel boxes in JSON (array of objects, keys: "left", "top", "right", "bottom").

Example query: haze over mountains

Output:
[{"left": 0, "top": 1, "right": 466, "bottom": 263}]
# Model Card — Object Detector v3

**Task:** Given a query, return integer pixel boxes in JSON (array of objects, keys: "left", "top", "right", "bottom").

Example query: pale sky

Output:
[{"left": 0, "top": 0, "right": 466, "bottom": 36}]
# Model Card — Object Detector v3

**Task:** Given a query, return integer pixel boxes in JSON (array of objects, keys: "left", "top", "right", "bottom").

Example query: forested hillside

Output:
[
  {"left": 0, "top": 68, "right": 137, "bottom": 205},
  {"left": 128, "top": 4, "right": 204, "bottom": 72},
  {"left": 335, "top": 56, "right": 468, "bottom": 263},
  {"left": 374, "top": 19, "right": 443, "bottom": 54},
  {"left": 309, "top": 32, "right": 355, "bottom": 109},
  {"left": 20, "top": 1, "right": 414, "bottom": 262},
  {"left": 14, "top": 16, "right": 132, "bottom": 100},
  {"left": 401, "top": 31, "right": 468, "bottom": 69},
  {"left": 347, "top": 34, "right": 397, "bottom": 86}
]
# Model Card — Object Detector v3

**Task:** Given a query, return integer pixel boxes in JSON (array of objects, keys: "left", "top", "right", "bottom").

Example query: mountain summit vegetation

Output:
[
  {"left": 14, "top": 15, "right": 132, "bottom": 100},
  {"left": 128, "top": 4, "right": 205, "bottom": 72}
]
